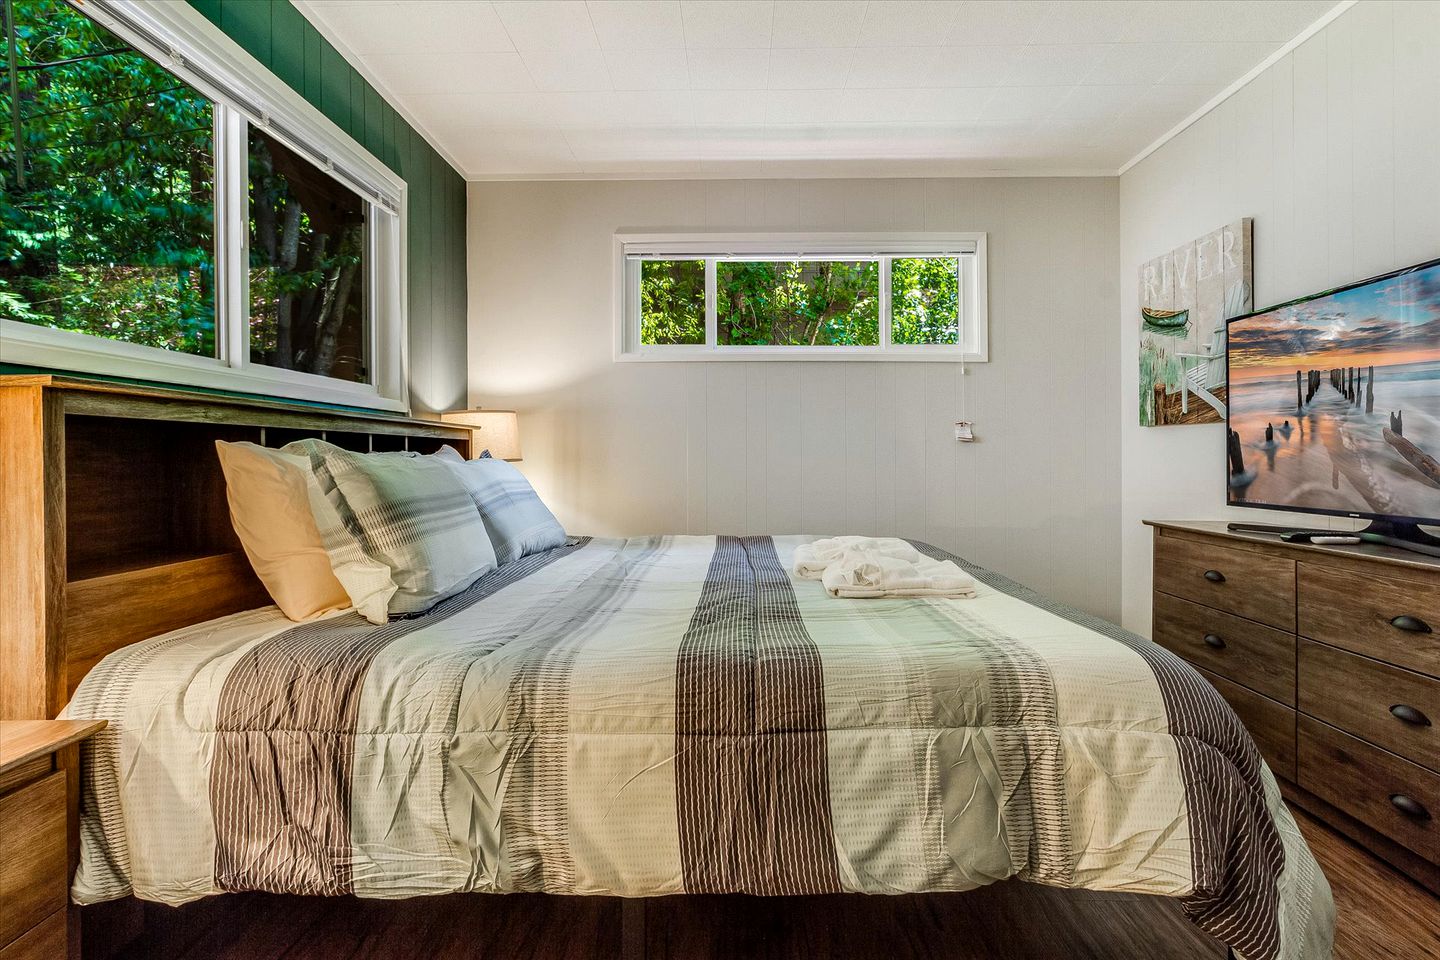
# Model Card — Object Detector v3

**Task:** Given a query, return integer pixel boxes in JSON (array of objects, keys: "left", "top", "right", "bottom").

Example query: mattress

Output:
[{"left": 64, "top": 535, "right": 1333, "bottom": 960}]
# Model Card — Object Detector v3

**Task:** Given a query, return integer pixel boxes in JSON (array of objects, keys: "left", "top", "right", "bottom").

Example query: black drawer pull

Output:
[
  {"left": 1203, "top": 633, "right": 1226, "bottom": 649},
  {"left": 1389, "top": 794, "right": 1431, "bottom": 820},
  {"left": 1203, "top": 569, "right": 1226, "bottom": 583},
  {"left": 1389, "top": 615, "right": 1432, "bottom": 634},
  {"left": 1390, "top": 704, "right": 1432, "bottom": 727}
]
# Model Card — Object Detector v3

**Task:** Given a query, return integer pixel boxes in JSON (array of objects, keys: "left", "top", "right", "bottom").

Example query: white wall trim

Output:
[
  {"left": 1117, "top": 0, "right": 1358, "bottom": 176},
  {"left": 290, "top": 0, "right": 468, "bottom": 179}
]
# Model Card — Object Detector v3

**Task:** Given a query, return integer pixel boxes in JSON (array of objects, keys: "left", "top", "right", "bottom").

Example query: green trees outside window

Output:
[
  {"left": 248, "top": 127, "right": 368, "bottom": 382},
  {"left": 1, "top": 0, "right": 216, "bottom": 355},
  {"left": 718, "top": 260, "right": 878, "bottom": 347},
  {"left": 639, "top": 259, "right": 704, "bottom": 346},
  {"left": 891, "top": 257, "right": 959, "bottom": 345}
]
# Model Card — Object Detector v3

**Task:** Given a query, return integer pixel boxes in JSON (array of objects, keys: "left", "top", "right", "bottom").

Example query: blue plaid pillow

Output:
[{"left": 437, "top": 448, "right": 566, "bottom": 564}]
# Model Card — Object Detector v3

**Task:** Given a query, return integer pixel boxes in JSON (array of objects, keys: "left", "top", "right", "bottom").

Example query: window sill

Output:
[
  {"left": 616, "top": 347, "right": 986, "bottom": 363},
  {"left": 1, "top": 321, "right": 407, "bottom": 413}
]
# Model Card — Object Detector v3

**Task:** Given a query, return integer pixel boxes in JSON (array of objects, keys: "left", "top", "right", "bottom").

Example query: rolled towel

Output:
[
  {"left": 792, "top": 536, "right": 921, "bottom": 580},
  {"left": 821, "top": 551, "right": 977, "bottom": 599}
]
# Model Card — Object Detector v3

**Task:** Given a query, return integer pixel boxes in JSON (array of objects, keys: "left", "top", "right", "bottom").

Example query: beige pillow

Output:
[{"left": 214, "top": 440, "right": 351, "bottom": 621}]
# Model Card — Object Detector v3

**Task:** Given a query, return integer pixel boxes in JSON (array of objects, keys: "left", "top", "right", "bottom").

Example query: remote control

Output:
[{"left": 1308, "top": 536, "right": 1362, "bottom": 545}]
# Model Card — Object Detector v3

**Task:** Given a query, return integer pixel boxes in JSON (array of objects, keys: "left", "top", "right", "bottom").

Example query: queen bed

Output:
[{"left": 0, "top": 377, "right": 1333, "bottom": 960}]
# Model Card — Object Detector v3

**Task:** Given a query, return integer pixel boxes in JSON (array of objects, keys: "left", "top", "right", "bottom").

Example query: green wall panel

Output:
[{"left": 187, "top": 0, "right": 468, "bottom": 414}]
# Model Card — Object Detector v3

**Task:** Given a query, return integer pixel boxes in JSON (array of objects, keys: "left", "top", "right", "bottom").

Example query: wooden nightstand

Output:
[{"left": 0, "top": 719, "right": 107, "bottom": 960}]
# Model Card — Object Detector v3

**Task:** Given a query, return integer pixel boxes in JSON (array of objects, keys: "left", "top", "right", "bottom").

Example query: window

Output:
[
  {"left": 0, "top": 0, "right": 217, "bottom": 356},
  {"left": 1, "top": 0, "right": 407, "bottom": 411},
  {"left": 617, "top": 234, "right": 986, "bottom": 361}
]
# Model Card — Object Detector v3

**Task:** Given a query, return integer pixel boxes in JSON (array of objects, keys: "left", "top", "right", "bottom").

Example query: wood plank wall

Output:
[{"left": 187, "top": 0, "right": 469, "bottom": 414}]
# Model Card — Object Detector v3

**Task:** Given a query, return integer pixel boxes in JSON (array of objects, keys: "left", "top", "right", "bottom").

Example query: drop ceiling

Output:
[{"left": 294, "top": 0, "right": 1342, "bottom": 180}]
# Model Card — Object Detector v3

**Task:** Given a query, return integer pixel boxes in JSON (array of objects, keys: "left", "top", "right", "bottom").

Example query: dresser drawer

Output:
[
  {"left": 1299, "top": 640, "right": 1439, "bottom": 773},
  {"left": 0, "top": 911, "right": 64, "bottom": 960},
  {"left": 0, "top": 772, "right": 68, "bottom": 948},
  {"left": 1298, "top": 562, "right": 1440, "bottom": 677},
  {"left": 1153, "top": 592, "right": 1296, "bottom": 705},
  {"left": 1299, "top": 716, "right": 1439, "bottom": 862},
  {"left": 1195, "top": 666, "right": 1296, "bottom": 780},
  {"left": 1153, "top": 535, "right": 1295, "bottom": 631}
]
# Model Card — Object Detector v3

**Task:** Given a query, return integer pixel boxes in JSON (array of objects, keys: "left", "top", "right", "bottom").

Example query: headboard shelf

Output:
[{"left": 0, "top": 374, "right": 473, "bottom": 718}]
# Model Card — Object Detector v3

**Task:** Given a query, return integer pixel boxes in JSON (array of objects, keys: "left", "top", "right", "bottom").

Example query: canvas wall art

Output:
[{"left": 1139, "top": 218, "right": 1252, "bottom": 426}]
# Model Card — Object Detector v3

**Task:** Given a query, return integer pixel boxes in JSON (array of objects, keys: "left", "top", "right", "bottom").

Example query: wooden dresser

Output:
[
  {"left": 0, "top": 719, "right": 107, "bottom": 959},
  {"left": 1146, "top": 520, "right": 1440, "bottom": 893}
]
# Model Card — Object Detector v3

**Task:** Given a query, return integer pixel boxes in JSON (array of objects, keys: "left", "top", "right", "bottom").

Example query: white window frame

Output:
[
  {"left": 0, "top": 0, "right": 410, "bottom": 412},
  {"left": 614, "top": 232, "right": 988, "bottom": 362}
]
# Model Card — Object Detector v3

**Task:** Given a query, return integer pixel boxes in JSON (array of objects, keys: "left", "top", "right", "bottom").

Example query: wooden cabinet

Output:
[
  {"left": 1147, "top": 520, "right": 1440, "bottom": 893},
  {"left": 0, "top": 719, "right": 107, "bottom": 960}
]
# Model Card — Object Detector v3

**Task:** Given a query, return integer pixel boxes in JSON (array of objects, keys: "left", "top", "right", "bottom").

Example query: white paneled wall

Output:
[
  {"left": 468, "top": 177, "right": 1121, "bottom": 620},
  {"left": 1118, "top": 0, "right": 1440, "bottom": 634}
]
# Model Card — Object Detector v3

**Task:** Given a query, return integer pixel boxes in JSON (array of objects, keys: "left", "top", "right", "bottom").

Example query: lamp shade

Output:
[{"left": 440, "top": 409, "right": 522, "bottom": 461}]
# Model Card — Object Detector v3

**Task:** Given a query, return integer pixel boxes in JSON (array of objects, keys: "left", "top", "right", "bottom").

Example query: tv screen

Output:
[{"left": 1226, "top": 258, "right": 1440, "bottom": 525}]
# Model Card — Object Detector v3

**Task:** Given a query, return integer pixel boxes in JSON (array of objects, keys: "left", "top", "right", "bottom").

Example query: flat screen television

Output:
[{"left": 1225, "top": 257, "right": 1440, "bottom": 553}]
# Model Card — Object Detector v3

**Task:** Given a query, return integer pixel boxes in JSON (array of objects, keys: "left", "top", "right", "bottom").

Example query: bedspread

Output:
[{"left": 65, "top": 535, "right": 1333, "bottom": 959}]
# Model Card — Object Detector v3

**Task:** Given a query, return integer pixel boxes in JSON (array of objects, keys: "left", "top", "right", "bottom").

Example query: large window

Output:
[
  {"left": 617, "top": 234, "right": 986, "bottom": 361},
  {"left": 1, "top": 0, "right": 407, "bottom": 410},
  {"left": 0, "top": 0, "right": 217, "bottom": 355}
]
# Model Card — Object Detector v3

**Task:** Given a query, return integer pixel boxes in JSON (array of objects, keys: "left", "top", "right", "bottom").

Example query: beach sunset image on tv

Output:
[{"left": 1226, "top": 260, "right": 1440, "bottom": 520}]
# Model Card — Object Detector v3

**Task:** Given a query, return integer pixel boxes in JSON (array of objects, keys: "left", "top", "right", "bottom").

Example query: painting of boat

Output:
[
  {"left": 1138, "top": 218, "right": 1252, "bottom": 427},
  {"left": 1142, "top": 307, "right": 1190, "bottom": 337}
]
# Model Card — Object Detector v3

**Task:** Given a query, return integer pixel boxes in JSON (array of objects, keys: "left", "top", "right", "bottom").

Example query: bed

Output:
[
  {"left": 63, "top": 534, "right": 1332, "bottom": 960},
  {"left": 0, "top": 377, "right": 1333, "bottom": 960}
]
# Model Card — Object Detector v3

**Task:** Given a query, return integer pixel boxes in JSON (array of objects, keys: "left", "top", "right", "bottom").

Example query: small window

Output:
[
  {"left": 1, "top": 0, "right": 217, "bottom": 356},
  {"left": 618, "top": 234, "right": 986, "bottom": 361}
]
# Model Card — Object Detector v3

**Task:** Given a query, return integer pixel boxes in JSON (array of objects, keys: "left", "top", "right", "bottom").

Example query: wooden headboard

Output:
[{"left": 0, "top": 375, "right": 473, "bottom": 719}]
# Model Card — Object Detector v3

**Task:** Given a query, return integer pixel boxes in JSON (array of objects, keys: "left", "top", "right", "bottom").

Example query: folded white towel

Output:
[
  {"left": 792, "top": 536, "right": 921, "bottom": 580},
  {"left": 821, "top": 551, "right": 977, "bottom": 599}
]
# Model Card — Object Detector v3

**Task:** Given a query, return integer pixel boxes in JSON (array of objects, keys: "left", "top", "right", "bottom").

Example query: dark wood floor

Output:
[{"left": 88, "top": 808, "right": 1439, "bottom": 960}]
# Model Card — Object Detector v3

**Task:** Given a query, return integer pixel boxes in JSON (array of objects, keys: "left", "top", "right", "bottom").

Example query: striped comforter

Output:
[{"left": 65, "top": 535, "right": 1333, "bottom": 960}]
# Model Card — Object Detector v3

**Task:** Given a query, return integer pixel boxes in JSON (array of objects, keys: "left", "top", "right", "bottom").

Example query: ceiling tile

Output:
[
  {"left": 1120, "top": 0, "right": 1336, "bottom": 43},
  {"left": 767, "top": 48, "right": 854, "bottom": 89},
  {"left": 845, "top": 48, "right": 941, "bottom": 88},
  {"left": 925, "top": 45, "right": 1021, "bottom": 87},
  {"left": 1027, "top": 1, "right": 1147, "bottom": 44},
  {"left": 1081, "top": 42, "right": 1192, "bottom": 85},
  {"left": 945, "top": 0, "right": 1054, "bottom": 44},
  {"left": 367, "top": 52, "right": 534, "bottom": 95},
  {"left": 586, "top": 1, "right": 686, "bottom": 49},
  {"left": 687, "top": 48, "right": 771, "bottom": 89},
  {"left": 311, "top": 2, "right": 514, "bottom": 55},
  {"left": 604, "top": 49, "right": 691, "bottom": 90},
  {"left": 1001, "top": 44, "right": 1111, "bottom": 87},
  {"left": 1159, "top": 41, "right": 1281, "bottom": 86},
  {"left": 857, "top": 1, "right": 963, "bottom": 47},
  {"left": 1050, "top": 84, "right": 1151, "bottom": 121},
  {"left": 520, "top": 49, "right": 613, "bottom": 91},
  {"left": 690, "top": 90, "right": 769, "bottom": 125},
  {"left": 493, "top": 1, "right": 600, "bottom": 51},
  {"left": 770, "top": 1, "right": 867, "bottom": 48},
  {"left": 979, "top": 85, "right": 1072, "bottom": 121},
  {"left": 681, "top": 1, "right": 775, "bottom": 48},
  {"left": 402, "top": 92, "right": 547, "bottom": 131}
]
